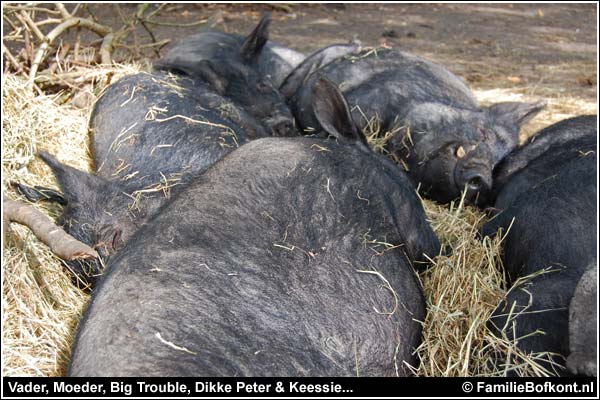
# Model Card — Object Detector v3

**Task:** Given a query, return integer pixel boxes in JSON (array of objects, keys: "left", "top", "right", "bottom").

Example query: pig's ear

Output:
[
  {"left": 312, "top": 76, "right": 368, "bottom": 145},
  {"left": 279, "top": 64, "right": 308, "bottom": 99},
  {"left": 188, "top": 60, "right": 227, "bottom": 95},
  {"left": 155, "top": 59, "right": 227, "bottom": 95},
  {"left": 240, "top": 14, "right": 270, "bottom": 62},
  {"left": 38, "top": 152, "right": 108, "bottom": 206},
  {"left": 488, "top": 100, "right": 546, "bottom": 128}
]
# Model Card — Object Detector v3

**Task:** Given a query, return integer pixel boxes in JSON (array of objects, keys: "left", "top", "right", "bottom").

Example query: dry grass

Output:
[
  {"left": 473, "top": 87, "right": 598, "bottom": 141},
  {"left": 2, "top": 67, "right": 140, "bottom": 376},
  {"left": 2, "top": 75, "right": 90, "bottom": 377},
  {"left": 2, "top": 64, "right": 597, "bottom": 377},
  {"left": 413, "top": 198, "right": 566, "bottom": 377},
  {"left": 412, "top": 197, "right": 504, "bottom": 376}
]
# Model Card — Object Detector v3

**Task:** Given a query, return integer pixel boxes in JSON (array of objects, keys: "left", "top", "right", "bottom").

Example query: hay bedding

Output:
[
  {"left": 1, "top": 7, "right": 597, "bottom": 378},
  {"left": 2, "top": 67, "right": 141, "bottom": 376},
  {"left": 3, "top": 75, "right": 90, "bottom": 377}
]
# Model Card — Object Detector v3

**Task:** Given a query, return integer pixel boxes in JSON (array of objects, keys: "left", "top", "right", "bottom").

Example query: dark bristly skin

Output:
[
  {"left": 279, "top": 42, "right": 362, "bottom": 101},
  {"left": 40, "top": 68, "right": 288, "bottom": 288},
  {"left": 490, "top": 114, "right": 598, "bottom": 208},
  {"left": 90, "top": 70, "right": 272, "bottom": 189},
  {"left": 19, "top": 16, "right": 300, "bottom": 287},
  {"left": 91, "top": 14, "right": 298, "bottom": 213},
  {"left": 158, "top": 16, "right": 305, "bottom": 88},
  {"left": 481, "top": 115, "right": 598, "bottom": 376},
  {"left": 68, "top": 78, "right": 441, "bottom": 377},
  {"left": 34, "top": 152, "right": 149, "bottom": 287},
  {"left": 567, "top": 263, "right": 597, "bottom": 377},
  {"left": 154, "top": 13, "right": 300, "bottom": 133},
  {"left": 22, "top": 16, "right": 296, "bottom": 190},
  {"left": 281, "top": 46, "right": 545, "bottom": 205}
]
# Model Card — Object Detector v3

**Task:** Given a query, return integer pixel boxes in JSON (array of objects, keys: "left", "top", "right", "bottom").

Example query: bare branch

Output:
[
  {"left": 28, "top": 17, "right": 114, "bottom": 87},
  {"left": 19, "top": 11, "right": 46, "bottom": 42},
  {"left": 144, "top": 4, "right": 167, "bottom": 20},
  {"left": 3, "top": 197, "right": 99, "bottom": 261},
  {"left": 3, "top": 5, "right": 62, "bottom": 15},
  {"left": 35, "top": 18, "right": 64, "bottom": 26},
  {"left": 2, "top": 44, "right": 25, "bottom": 75},
  {"left": 100, "top": 32, "right": 116, "bottom": 65},
  {"left": 55, "top": 3, "right": 72, "bottom": 19},
  {"left": 3, "top": 13, "right": 21, "bottom": 32}
]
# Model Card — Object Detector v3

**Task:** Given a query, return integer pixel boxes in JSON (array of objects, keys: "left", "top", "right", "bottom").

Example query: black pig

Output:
[
  {"left": 567, "top": 263, "right": 597, "bottom": 376},
  {"left": 281, "top": 46, "right": 545, "bottom": 205},
  {"left": 67, "top": 78, "right": 440, "bottom": 377},
  {"left": 279, "top": 42, "right": 362, "bottom": 100},
  {"left": 89, "top": 71, "right": 279, "bottom": 190},
  {"left": 90, "top": 16, "right": 300, "bottom": 212},
  {"left": 152, "top": 14, "right": 295, "bottom": 137},
  {"left": 157, "top": 14, "right": 304, "bottom": 88},
  {"left": 490, "top": 114, "right": 598, "bottom": 208},
  {"left": 27, "top": 67, "right": 292, "bottom": 287},
  {"left": 481, "top": 115, "right": 597, "bottom": 376},
  {"left": 24, "top": 17, "right": 301, "bottom": 285},
  {"left": 30, "top": 152, "right": 151, "bottom": 287}
]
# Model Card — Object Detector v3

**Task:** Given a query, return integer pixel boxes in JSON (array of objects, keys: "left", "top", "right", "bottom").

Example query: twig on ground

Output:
[
  {"left": 2, "top": 44, "right": 25, "bottom": 75},
  {"left": 28, "top": 15, "right": 115, "bottom": 88},
  {"left": 55, "top": 3, "right": 72, "bottom": 19},
  {"left": 3, "top": 197, "right": 99, "bottom": 261},
  {"left": 19, "top": 11, "right": 47, "bottom": 42}
]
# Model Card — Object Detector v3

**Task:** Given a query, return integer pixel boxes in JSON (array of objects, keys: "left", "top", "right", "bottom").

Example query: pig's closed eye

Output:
[
  {"left": 111, "top": 228, "right": 122, "bottom": 250},
  {"left": 257, "top": 81, "right": 272, "bottom": 92}
]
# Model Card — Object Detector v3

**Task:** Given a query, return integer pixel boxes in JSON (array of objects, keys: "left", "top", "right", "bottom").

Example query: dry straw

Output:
[
  {"left": 411, "top": 198, "right": 565, "bottom": 377},
  {"left": 2, "top": 64, "right": 597, "bottom": 377},
  {"left": 3, "top": 75, "right": 90, "bottom": 377},
  {"left": 2, "top": 67, "right": 140, "bottom": 376}
]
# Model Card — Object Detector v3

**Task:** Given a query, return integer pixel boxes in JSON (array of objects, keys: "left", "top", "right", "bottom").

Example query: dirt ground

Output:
[
  {"left": 3, "top": 3, "right": 596, "bottom": 120},
  {"left": 85, "top": 3, "right": 597, "bottom": 101}
]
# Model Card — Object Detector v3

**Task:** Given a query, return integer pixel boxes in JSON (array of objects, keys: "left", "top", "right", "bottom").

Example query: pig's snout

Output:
[
  {"left": 463, "top": 172, "right": 490, "bottom": 192},
  {"left": 455, "top": 164, "right": 492, "bottom": 203}
]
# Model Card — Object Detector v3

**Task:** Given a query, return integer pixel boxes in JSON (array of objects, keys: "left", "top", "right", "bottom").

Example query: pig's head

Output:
[
  {"left": 154, "top": 15, "right": 295, "bottom": 138},
  {"left": 38, "top": 152, "right": 144, "bottom": 288},
  {"left": 388, "top": 101, "right": 545, "bottom": 205}
]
